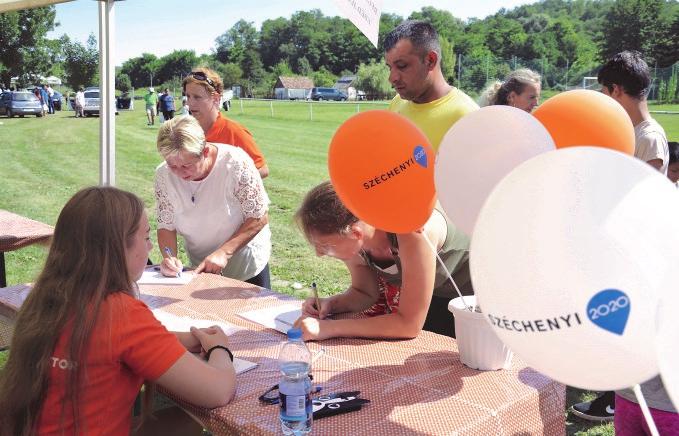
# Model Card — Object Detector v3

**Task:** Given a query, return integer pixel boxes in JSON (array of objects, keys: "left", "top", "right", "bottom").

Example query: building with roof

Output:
[{"left": 274, "top": 76, "right": 314, "bottom": 100}]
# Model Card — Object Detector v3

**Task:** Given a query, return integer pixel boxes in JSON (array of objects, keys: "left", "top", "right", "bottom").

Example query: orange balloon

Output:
[
  {"left": 328, "top": 110, "right": 436, "bottom": 233},
  {"left": 533, "top": 90, "right": 634, "bottom": 155}
]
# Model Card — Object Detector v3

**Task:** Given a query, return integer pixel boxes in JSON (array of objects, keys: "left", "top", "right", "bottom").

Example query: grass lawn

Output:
[{"left": 1, "top": 99, "right": 676, "bottom": 435}]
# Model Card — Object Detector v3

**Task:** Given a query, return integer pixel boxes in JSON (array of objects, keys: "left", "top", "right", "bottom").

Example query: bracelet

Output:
[{"left": 205, "top": 345, "right": 234, "bottom": 362}]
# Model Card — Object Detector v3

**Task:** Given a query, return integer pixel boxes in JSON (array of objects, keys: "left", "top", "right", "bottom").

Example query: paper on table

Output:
[
  {"left": 0, "top": 283, "right": 32, "bottom": 309},
  {"left": 152, "top": 309, "right": 257, "bottom": 375},
  {"left": 237, "top": 304, "right": 302, "bottom": 334},
  {"left": 137, "top": 267, "right": 193, "bottom": 285}
]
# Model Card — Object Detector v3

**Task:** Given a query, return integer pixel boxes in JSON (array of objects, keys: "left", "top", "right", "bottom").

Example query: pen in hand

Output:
[
  {"left": 311, "top": 282, "right": 321, "bottom": 318},
  {"left": 163, "top": 246, "right": 181, "bottom": 278}
]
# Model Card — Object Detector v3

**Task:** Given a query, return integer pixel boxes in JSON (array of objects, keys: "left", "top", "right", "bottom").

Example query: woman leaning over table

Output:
[
  {"left": 155, "top": 115, "right": 272, "bottom": 288},
  {"left": 0, "top": 186, "right": 235, "bottom": 436},
  {"left": 293, "top": 181, "right": 473, "bottom": 341}
]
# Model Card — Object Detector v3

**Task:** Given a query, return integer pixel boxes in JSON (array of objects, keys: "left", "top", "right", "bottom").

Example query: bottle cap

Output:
[{"left": 287, "top": 328, "right": 302, "bottom": 339}]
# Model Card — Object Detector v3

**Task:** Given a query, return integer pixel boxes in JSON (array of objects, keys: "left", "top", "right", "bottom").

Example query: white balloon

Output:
[
  {"left": 435, "top": 105, "right": 555, "bottom": 236},
  {"left": 470, "top": 147, "right": 679, "bottom": 390},
  {"left": 656, "top": 286, "right": 679, "bottom": 409}
]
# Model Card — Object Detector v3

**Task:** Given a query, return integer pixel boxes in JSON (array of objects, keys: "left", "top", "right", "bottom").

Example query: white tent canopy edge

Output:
[{"left": 1, "top": 0, "right": 116, "bottom": 186}]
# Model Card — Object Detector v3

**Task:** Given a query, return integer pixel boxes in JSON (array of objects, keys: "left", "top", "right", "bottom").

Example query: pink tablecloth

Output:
[
  {"left": 0, "top": 275, "right": 566, "bottom": 435},
  {"left": 0, "top": 209, "right": 54, "bottom": 252},
  {"left": 142, "top": 274, "right": 565, "bottom": 435}
]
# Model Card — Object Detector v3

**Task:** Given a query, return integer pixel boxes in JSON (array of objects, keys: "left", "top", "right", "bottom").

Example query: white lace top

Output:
[{"left": 154, "top": 143, "right": 271, "bottom": 281}]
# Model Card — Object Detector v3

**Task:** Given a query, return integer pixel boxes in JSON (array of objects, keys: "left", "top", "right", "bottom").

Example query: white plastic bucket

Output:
[{"left": 448, "top": 295, "right": 513, "bottom": 370}]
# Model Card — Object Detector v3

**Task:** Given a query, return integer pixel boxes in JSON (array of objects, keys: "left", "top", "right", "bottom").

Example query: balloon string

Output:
[
  {"left": 422, "top": 232, "right": 472, "bottom": 311},
  {"left": 633, "top": 384, "right": 660, "bottom": 436}
]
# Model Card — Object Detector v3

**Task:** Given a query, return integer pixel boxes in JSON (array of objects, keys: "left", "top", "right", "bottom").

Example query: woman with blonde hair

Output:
[
  {"left": 478, "top": 68, "right": 541, "bottom": 112},
  {"left": 155, "top": 115, "right": 271, "bottom": 288},
  {"left": 183, "top": 67, "right": 269, "bottom": 178},
  {"left": 0, "top": 186, "right": 236, "bottom": 435}
]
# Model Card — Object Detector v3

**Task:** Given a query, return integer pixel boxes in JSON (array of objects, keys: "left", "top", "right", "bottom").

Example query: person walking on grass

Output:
[
  {"left": 75, "top": 86, "right": 85, "bottom": 118},
  {"left": 145, "top": 87, "right": 158, "bottom": 126},
  {"left": 159, "top": 88, "right": 176, "bottom": 121}
]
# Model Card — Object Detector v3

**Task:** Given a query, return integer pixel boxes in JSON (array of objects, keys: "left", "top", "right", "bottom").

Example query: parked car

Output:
[
  {"left": 51, "top": 91, "right": 63, "bottom": 111},
  {"left": 83, "top": 89, "right": 119, "bottom": 116},
  {"left": 0, "top": 91, "right": 43, "bottom": 117},
  {"left": 309, "top": 87, "right": 347, "bottom": 101}
]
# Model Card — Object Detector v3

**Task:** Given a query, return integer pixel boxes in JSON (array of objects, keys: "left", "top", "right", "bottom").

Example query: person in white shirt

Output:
[
  {"left": 572, "top": 50, "right": 671, "bottom": 425},
  {"left": 154, "top": 116, "right": 271, "bottom": 288},
  {"left": 598, "top": 50, "right": 669, "bottom": 175}
]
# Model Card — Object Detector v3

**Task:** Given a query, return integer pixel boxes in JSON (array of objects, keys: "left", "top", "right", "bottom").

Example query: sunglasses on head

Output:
[{"left": 187, "top": 72, "right": 216, "bottom": 89}]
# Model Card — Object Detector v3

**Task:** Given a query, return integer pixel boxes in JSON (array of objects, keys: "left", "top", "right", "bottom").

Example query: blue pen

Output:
[{"left": 163, "top": 247, "right": 181, "bottom": 277}]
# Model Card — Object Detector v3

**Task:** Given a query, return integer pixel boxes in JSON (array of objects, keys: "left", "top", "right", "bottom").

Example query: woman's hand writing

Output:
[
  {"left": 160, "top": 256, "right": 183, "bottom": 277},
  {"left": 301, "top": 296, "right": 333, "bottom": 320}
]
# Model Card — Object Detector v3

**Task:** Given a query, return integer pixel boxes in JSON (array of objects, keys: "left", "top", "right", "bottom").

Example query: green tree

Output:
[
  {"left": 297, "top": 57, "right": 313, "bottom": 76},
  {"left": 311, "top": 66, "right": 336, "bottom": 87},
  {"left": 259, "top": 17, "right": 291, "bottom": 69},
  {"left": 115, "top": 72, "right": 131, "bottom": 93},
  {"left": 219, "top": 63, "right": 243, "bottom": 88},
  {"left": 214, "top": 19, "right": 258, "bottom": 65},
  {"left": 63, "top": 34, "right": 99, "bottom": 89},
  {"left": 601, "top": 0, "right": 674, "bottom": 65},
  {"left": 155, "top": 50, "right": 198, "bottom": 84},
  {"left": 355, "top": 61, "right": 392, "bottom": 99},
  {"left": 271, "top": 60, "right": 294, "bottom": 78},
  {"left": 120, "top": 53, "right": 158, "bottom": 88},
  {"left": 0, "top": 6, "right": 57, "bottom": 87},
  {"left": 409, "top": 7, "right": 465, "bottom": 45}
]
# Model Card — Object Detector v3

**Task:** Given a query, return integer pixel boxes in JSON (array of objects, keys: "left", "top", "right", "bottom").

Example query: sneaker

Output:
[{"left": 570, "top": 391, "right": 615, "bottom": 422}]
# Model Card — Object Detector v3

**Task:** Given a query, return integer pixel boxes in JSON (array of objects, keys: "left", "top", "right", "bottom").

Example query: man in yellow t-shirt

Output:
[{"left": 384, "top": 20, "right": 478, "bottom": 151}]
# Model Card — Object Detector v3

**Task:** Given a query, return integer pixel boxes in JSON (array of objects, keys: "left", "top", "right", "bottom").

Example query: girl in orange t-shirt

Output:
[{"left": 0, "top": 187, "right": 237, "bottom": 435}]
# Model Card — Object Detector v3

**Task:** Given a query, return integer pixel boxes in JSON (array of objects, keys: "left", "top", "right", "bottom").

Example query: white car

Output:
[{"left": 83, "top": 89, "right": 119, "bottom": 116}]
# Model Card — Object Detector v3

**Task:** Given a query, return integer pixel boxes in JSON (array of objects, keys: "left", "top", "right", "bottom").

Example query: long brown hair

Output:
[{"left": 0, "top": 186, "right": 144, "bottom": 435}]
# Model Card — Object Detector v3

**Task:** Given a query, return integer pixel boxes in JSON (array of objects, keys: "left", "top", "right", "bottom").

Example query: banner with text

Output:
[{"left": 333, "top": 0, "right": 382, "bottom": 48}]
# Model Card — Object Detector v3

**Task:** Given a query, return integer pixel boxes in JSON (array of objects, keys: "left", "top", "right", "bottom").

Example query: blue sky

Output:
[{"left": 47, "top": 0, "right": 536, "bottom": 66}]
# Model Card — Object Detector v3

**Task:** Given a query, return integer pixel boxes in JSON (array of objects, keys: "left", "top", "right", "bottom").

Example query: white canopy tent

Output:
[{"left": 1, "top": 0, "right": 118, "bottom": 186}]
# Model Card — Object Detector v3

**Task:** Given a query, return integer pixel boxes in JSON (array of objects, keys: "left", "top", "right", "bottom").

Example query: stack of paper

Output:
[
  {"left": 237, "top": 304, "right": 303, "bottom": 334},
  {"left": 137, "top": 267, "right": 193, "bottom": 285}
]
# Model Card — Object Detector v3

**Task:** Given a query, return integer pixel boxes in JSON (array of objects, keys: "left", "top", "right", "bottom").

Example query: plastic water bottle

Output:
[{"left": 279, "top": 328, "right": 312, "bottom": 435}]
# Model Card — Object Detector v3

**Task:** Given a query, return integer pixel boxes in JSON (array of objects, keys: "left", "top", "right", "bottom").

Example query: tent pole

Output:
[{"left": 98, "top": 0, "right": 116, "bottom": 186}]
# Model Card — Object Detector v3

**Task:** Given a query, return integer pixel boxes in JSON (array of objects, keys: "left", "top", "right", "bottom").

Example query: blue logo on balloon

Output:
[
  {"left": 586, "top": 289, "right": 630, "bottom": 335},
  {"left": 413, "top": 145, "right": 427, "bottom": 168}
]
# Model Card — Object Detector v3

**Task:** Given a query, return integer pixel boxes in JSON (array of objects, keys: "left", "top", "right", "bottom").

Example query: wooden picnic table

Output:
[
  {"left": 0, "top": 274, "right": 566, "bottom": 434},
  {"left": 0, "top": 209, "right": 53, "bottom": 287}
]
